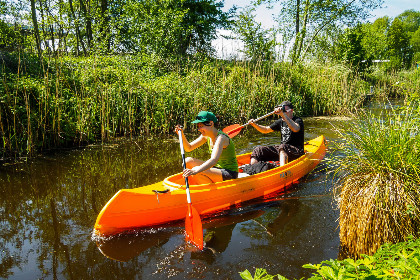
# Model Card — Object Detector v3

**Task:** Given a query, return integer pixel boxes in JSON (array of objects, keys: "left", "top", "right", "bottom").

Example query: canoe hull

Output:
[{"left": 94, "top": 135, "right": 327, "bottom": 236}]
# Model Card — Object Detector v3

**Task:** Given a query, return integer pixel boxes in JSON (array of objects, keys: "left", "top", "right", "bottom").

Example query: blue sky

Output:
[{"left": 214, "top": 0, "right": 419, "bottom": 58}]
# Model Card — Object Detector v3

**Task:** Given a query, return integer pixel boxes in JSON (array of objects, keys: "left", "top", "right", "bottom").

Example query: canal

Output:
[{"left": 1, "top": 110, "right": 359, "bottom": 279}]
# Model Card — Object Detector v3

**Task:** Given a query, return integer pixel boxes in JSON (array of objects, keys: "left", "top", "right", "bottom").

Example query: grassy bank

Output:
[
  {"left": 0, "top": 52, "right": 413, "bottom": 159},
  {"left": 241, "top": 236, "right": 420, "bottom": 279}
]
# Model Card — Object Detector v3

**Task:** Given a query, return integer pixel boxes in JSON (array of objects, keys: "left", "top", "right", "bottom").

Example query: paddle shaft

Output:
[
  {"left": 228, "top": 110, "right": 275, "bottom": 135},
  {"left": 178, "top": 131, "right": 192, "bottom": 206},
  {"left": 245, "top": 110, "right": 276, "bottom": 127}
]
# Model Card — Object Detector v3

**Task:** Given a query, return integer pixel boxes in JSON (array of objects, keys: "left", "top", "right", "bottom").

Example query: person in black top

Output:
[{"left": 248, "top": 101, "right": 304, "bottom": 166}]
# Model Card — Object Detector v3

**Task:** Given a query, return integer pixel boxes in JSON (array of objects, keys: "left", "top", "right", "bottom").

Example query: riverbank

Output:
[
  {"left": 242, "top": 236, "right": 420, "bottom": 279},
  {"left": 1, "top": 52, "right": 415, "bottom": 160}
]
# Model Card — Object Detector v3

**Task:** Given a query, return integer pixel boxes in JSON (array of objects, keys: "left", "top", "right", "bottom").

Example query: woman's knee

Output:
[{"left": 185, "top": 157, "right": 198, "bottom": 168}]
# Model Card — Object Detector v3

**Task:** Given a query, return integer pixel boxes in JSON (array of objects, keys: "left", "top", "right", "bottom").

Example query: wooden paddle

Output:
[
  {"left": 223, "top": 111, "right": 275, "bottom": 138},
  {"left": 177, "top": 130, "right": 204, "bottom": 250}
]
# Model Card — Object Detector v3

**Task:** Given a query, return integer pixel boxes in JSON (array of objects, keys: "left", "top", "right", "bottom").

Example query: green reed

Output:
[
  {"left": 329, "top": 102, "right": 420, "bottom": 257},
  {"left": 0, "top": 52, "right": 413, "bottom": 159}
]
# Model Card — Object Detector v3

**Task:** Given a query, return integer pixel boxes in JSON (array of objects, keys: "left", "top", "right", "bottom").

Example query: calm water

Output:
[{"left": 1, "top": 102, "right": 397, "bottom": 280}]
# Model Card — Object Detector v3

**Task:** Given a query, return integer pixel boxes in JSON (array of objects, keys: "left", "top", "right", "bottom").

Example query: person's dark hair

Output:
[
  {"left": 214, "top": 115, "right": 222, "bottom": 128},
  {"left": 278, "top": 100, "right": 294, "bottom": 109}
]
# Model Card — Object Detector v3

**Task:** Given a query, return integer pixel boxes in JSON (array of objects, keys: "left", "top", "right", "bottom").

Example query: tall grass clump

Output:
[{"left": 330, "top": 102, "right": 420, "bottom": 257}]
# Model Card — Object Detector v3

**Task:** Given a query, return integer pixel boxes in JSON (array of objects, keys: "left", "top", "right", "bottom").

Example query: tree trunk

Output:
[
  {"left": 294, "top": 0, "right": 310, "bottom": 63},
  {"left": 291, "top": 0, "right": 300, "bottom": 65},
  {"left": 69, "top": 0, "right": 87, "bottom": 55},
  {"left": 79, "top": 0, "right": 93, "bottom": 49},
  {"left": 98, "top": 0, "right": 109, "bottom": 52},
  {"left": 30, "top": 0, "right": 43, "bottom": 60}
]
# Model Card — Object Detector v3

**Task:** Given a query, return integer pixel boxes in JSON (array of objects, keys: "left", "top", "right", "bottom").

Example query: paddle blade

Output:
[
  {"left": 223, "top": 124, "right": 243, "bottom": 138},
  {"left": 222, "top": 124, "right": 240, "bottom": 134},
  {"left": 226, "top": 125, "right": 243, "bottom": 138},
  {"left": 185, "top": 204, "right": 203, "bottom": 250}
]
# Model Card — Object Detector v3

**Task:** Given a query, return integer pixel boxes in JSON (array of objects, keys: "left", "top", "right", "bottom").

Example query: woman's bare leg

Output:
[{"left": 185, "top": 157, "right": 223, "bottom": 184}]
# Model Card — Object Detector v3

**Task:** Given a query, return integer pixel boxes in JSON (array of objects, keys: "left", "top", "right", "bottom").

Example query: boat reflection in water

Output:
[
  {"left": 95, "top": 226, "right": 180, "bottom": 262},
  {"left": 95, "top": 193, "right": 302, "bottom": 262}
]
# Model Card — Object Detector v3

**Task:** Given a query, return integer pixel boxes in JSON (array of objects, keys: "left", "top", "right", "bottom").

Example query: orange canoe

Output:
[{"left": 94, "top": 135, "right": 327, "bottom": 237}]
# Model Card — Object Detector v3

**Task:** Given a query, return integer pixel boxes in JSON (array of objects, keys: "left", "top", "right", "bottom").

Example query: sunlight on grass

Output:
[{"left": 329, "top": 101, "right": 420, "bottom": 256}]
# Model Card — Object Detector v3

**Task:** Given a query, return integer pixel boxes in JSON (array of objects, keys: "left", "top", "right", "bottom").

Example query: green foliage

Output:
[
  {"left": 331, "top": 102, "right": 420, "bottom": 186},
  {"left": 240, "top": 268, "right": 285, "bottom": 280},
  {"left": 0, "top": 0, "right": 231, "bottom": 57},
  {"left": 0, "top": 52, "right": 407, "bottom": 158},
  {"left": 233, "top": 7, "right": 275, "bottom": 61},
  {"left": 396, "top": 9, "right": 420, "bottom": 35},
  {"left": 361, "top": 17, "right": 390, "bottom": 62},
  {"left": 335, "top": 25, "right": 370, "bottom": 72},
  {"left": 304, "top": 237, "right": 420, "bottom": 279},
  {"left": 0, "top": 20, "right": 25, "bottom": 50},
  {"left": 123, "top": 0, "right": 232, "bottom": 57},
  {"left": 387, "top": 18, "right": 413, "bottom": 70},
  {"left": 261, "top": 0, "right": 383, "bottom": 63},
  {"left": 312, "top": 10, "right": 420, "bottom": 71},
  {"left": 411, "top": 28, "right": 420, "bottom": 65},
  {"left": 241, "top": 237, "right": 420, "bottom": 280}
]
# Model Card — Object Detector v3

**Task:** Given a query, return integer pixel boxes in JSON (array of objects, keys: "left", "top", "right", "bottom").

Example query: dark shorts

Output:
[
  {"left": 251, "top": 144, "right": 304, "bottom": 162},
  {"left": 214, "top": 167, "right": 238, "bottom": 181}
]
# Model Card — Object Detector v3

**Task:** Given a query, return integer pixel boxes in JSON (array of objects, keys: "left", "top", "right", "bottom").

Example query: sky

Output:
[{"left": 213, "top": 0, "right": 419, "bottom": 58}]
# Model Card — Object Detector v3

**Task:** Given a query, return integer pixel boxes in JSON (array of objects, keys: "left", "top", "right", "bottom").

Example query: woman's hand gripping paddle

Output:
[
  {"left": 223, "top": 111, "right": 275, "bottom": 138},
  {"left": 178, "top": 130, "right": 204, "bottom": 250}
]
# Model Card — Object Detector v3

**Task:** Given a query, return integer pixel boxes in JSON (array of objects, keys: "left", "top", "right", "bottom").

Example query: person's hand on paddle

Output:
[
  {"left": 248, "top": 118, "right": 256, "bottom": 126},
  {"left": 174, "top": 124, "right": 184, "bottom": 134},
  {"left": 274, "top": 106, "right": 282, "bottom": 115},
  {"left": 183, "top": 166, "right": 200, "bottom": 178}
]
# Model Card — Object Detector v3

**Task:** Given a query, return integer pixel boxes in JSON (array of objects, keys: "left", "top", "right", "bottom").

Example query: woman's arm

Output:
[{"left": 175, "top": 125, "right": 207, "bottom": 152}]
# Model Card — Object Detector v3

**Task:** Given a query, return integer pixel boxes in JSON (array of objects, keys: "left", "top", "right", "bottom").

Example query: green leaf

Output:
[{"left": 240, "top": 269, "right": 254, "bottom": 280}]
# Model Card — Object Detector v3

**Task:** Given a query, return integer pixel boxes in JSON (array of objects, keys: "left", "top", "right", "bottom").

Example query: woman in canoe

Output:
[{"left": 175, "top": 111, "right": 239, "bottom": 184}]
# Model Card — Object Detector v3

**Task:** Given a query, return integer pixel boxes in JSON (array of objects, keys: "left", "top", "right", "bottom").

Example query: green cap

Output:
[{"left": 191, "top": 111, "right": 218, "bottom": 124}]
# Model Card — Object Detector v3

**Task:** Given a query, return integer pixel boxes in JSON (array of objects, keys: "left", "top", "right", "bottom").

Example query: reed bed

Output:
[
  {"left": 0, "top": 52, "right": 409, "bottom": 159},
  {"left": 331, "top": 103, "right": 420, "bottom": 257}
]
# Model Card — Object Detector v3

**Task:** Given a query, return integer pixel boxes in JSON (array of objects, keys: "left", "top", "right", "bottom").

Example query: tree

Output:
[
  {"left": 115, "top": 0, "right": 233, "bottom": 56},
  {"left": 233, "top": 7, "right": 275, "bottom": 61},
  {"left": 396, "top": 9, "right": 420, "bottom": 66},
  {"left": 30, "top": 0, "right": 43, "bottom": 59},
  {"left": 361, "top": 16, "right": 390, "bottom": 61},
  {"left": 178, "top": 0, "right": 233, "bottom": 55},
  {"left": 412, "top": 27, "right": 420, "bottom": 63},
  {"left": 122, "top": 0, "right": 186, "bottom": 55},
  {"left": 335, "top": 24, "right": 370, "bottom": 72},
  {"left": 387, "top": 17, "right": 412, "bottom": 69},
  {"left": 396, "top": 9, "right": 420, "bottom": 36},
  {"left": 257, "top": 0, "right": 384, "bottom": 64}
]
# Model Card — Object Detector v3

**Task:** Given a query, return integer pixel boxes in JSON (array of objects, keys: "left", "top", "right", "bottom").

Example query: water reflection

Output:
[
  {"left": 96, "top": 208, "right": 266, "bottom": 262},
  {"left": 96, "top": 228, "right": 178, "bottom": 262}
]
